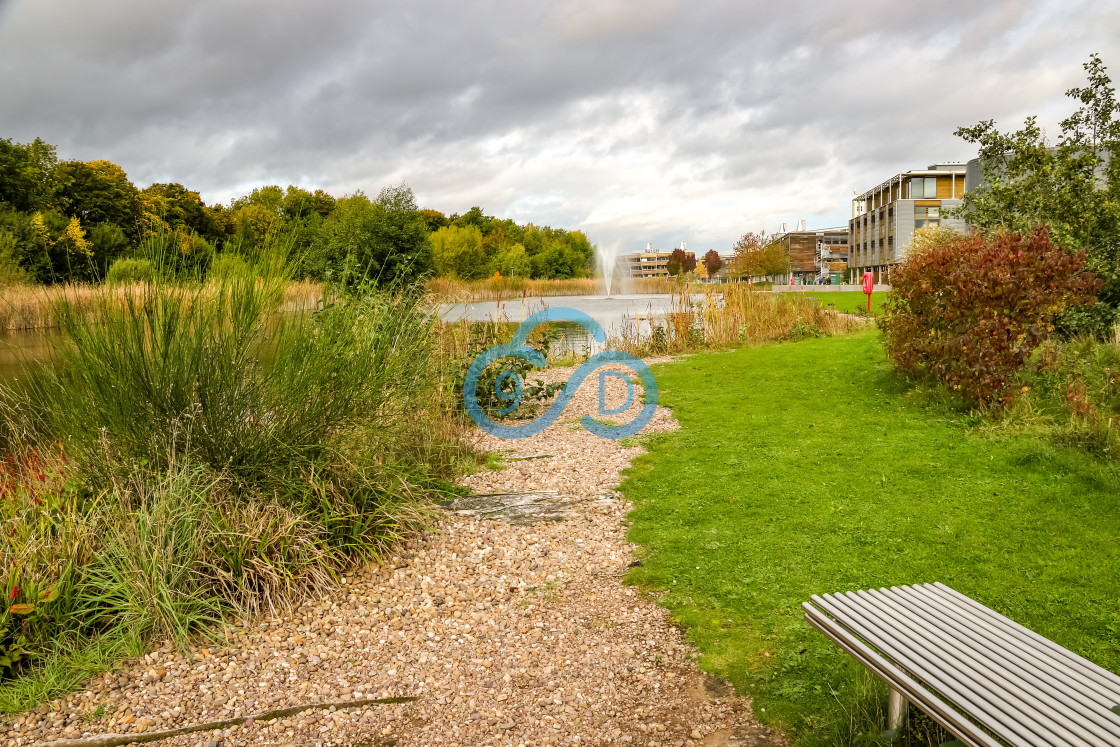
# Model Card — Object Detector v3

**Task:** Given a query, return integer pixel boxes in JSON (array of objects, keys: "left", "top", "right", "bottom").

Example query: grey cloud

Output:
[{"left": 1, "top": 0, "right": 1117, "bottom": 255}]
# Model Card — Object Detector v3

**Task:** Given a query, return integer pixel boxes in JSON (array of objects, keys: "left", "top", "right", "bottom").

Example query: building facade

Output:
[
  {"left": 771, "top": 227, "right": 849, "bottom": 284},
  {"left": 848, "top": 163, "right": 969, "bottom": 283},
  {"left": 622, "top": 242, "right": 696, "bottom": 279}
]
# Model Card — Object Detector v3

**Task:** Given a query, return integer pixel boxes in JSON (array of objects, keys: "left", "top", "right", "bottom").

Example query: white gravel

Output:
[{"left": 4, "top": 361, "right": 786, "bottom": 747}]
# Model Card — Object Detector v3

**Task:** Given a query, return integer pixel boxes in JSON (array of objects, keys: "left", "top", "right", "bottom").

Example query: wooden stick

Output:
[{"left": 38, "top": 695, "right": 418, "bottom": 747}]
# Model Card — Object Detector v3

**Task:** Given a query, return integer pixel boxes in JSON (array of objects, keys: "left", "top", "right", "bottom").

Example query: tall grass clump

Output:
[{"left": 0, "top": 232, "right": 462, "bottom": 699}]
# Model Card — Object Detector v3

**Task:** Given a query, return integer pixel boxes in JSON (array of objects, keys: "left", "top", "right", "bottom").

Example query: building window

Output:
[
  {"left": 910, "top": 178, "right": 937, "bottom": 199},
  {"left": 915, "top": 206, "right": 940, "bottom": 229}
]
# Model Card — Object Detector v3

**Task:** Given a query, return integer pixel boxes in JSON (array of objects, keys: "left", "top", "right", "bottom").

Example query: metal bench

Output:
[{"left": 803, "top": 582, "right": 1120, "bottom": 746}]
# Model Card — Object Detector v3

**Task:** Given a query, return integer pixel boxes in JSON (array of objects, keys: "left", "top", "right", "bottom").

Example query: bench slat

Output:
[
  {"left": 930, "top": 583, "right": 1120, "bottom": 700},
  {"left": 891, "top": 585, "right": 1120, "bottom": 732},
  {"left": 849, "top": 589, "right": 1120, "bottom": 746},
  {"left": 815, "top": 592, "right": 1069, "bottom": 746},
  {"left": 802, "top": 603, "right": 1004, "bottom": 747},
  {"left": 806, "top": 583, "right": 1120, "bottom": 747}
]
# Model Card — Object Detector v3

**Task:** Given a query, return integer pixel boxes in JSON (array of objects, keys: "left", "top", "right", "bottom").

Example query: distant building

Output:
[
  {"left": 849, "top": 163, "right": 969, "bottom": 283},
  {"left": 622, "top": 241, "right": 696, "bottom": 279},
  {"left": 770, "top": 226, "right": 849, "bottom": 284}
]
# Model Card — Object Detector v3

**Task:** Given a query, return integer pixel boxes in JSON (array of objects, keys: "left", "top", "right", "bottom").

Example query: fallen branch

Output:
[
  {"left": 38, "top": 695, "right": 418, "bottom": 747},
  {"left": 506, "top": 454, "right": 553, "bottom": 461}
]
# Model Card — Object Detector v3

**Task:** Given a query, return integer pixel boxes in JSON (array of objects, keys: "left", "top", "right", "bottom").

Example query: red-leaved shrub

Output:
[{"left": 880, "top": 227, "right": 1101, "bottom": 404}]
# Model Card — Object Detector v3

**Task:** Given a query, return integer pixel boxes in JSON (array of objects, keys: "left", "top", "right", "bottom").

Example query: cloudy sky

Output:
[{"left": 0, "top": 0, "right": 1117, "bottom": 254}]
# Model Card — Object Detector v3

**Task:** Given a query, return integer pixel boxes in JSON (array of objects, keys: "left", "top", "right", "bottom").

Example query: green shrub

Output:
[
  {"left": 103, "top": 257, "right": 153, "bottom": 286},
  {"left": 881, "top": 227, "right": 1101, "bottom": 405}
]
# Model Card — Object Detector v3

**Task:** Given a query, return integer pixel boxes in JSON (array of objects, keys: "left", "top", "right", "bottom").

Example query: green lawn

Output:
[
  {"left": 796, "top": 290, "right": 886, "bottom": 314},
  {"left": 620, "top": 331, "right": 1120, "bottom": 745}
]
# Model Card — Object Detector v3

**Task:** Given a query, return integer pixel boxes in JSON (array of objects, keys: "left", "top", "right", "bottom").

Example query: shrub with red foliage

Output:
[{"left": 880, "top": 227, "right": 1101, "bottom": 404}]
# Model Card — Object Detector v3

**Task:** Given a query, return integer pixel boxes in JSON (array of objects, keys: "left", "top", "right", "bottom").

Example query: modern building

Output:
[
  {"left": 770, "top": 226, "right": 849, "bottom": 284},
  {"left": 849, "top": 163, "right": 969, "bottom": 283},
  {"left": 622, "top": 241, "right": 696, "bottom": 279}
]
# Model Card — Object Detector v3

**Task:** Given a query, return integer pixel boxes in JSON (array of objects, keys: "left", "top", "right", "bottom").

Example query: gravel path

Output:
[{"left": 5, "top": 362, "right": 785, "bottom": 747}]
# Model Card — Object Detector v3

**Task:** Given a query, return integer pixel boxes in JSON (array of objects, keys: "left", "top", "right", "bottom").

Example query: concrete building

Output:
[
  {"left": 622, "top": 241, "right": 696, "bottom": 279},
  {"left": 849, "top": 163, "right": 969, "bottom": 283},
  {"left": 770, "top": 226, "right": 849, "bottom": 284}
]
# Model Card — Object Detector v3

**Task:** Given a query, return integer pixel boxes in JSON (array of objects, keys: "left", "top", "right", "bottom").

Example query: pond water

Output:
[
  {"left": 0, "top": 293, "right": 696, "bottom": 383},
  {"left": 440, "top": 293, "right": 698, "bottom": 354}
]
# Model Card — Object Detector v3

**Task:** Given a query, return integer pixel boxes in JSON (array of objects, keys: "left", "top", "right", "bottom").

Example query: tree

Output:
[
  {"left": 430, "top": 224, "right": 486, "bottom": 279},
  {"left": 953, "top": 54, "right": 1120, "bottom": 334},
  {"left": 307, "top": 184, "right": 432, "bottom": 287},
  {"left": 666, "top": 248, "right": 695, "bottom": 277},
  {"left": 730, "top": 232, "right": 785, "bottom": 279},
  {"left": 0, "top": 137, "right": 57, "bottom": 212},
  {"left": 703, "top": 249, "right": 722, "bottom": 276},
  {"left": 140, "top": 182, "right": 216, "bottom": 238},
  {"left": 53, "top": 160, "right": 142, "bottom": 234},
  {"left": 419, "top": 209, "right": 450, "bottom": 233},
  {"left": 489, "top": 242, "right": 531, "bottom": 277}
]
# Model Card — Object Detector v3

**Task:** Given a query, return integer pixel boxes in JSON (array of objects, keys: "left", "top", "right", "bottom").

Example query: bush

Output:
[
  {"left": 104, "top": 257, "right": 153, "bottom": 286},
  {"left": 881, "top": 227, "right": 1101, "bottom": 405}
]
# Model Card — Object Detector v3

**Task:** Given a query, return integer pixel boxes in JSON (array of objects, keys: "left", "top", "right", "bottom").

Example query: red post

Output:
[{"left": 862, "top": 271, "right": 874, "bottom": 312}]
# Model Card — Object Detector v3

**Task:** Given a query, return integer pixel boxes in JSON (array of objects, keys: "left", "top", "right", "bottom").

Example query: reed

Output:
[
  {"left": 609, "top": 284, "right": 868, "bottom": 355},
  {"left": 0, "top": 280, "right": 324, "bottom": 331},
  {"left": 425, "top": 275, "right": 680, "bottom": 302}
]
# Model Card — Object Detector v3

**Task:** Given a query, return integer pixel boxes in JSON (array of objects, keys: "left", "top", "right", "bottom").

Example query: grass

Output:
[
  {"left": 788, "top": 290, "right": 887, "bottom": 315},
  {"left": 619, "top": 330, "right": 1120, "bottom": 745}
]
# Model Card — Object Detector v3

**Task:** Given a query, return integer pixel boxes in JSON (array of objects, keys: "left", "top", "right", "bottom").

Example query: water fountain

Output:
[{"left": 597, "top": 240, "right": 621, "bottom": 298}]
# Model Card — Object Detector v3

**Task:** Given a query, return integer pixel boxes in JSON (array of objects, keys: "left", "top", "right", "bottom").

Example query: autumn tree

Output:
[
  {"left": 665, "top": 248, "right": 695, "bottom": 277},
  {"left": 702, "top": 249, "right": 722, "bottom": 276}
]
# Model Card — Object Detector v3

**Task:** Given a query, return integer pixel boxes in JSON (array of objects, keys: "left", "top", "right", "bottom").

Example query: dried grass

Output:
[{"left": 0, "top": 281, "right": 325, "bottom": 331}]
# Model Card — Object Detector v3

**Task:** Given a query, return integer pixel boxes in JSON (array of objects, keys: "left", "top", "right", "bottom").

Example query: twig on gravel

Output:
[
  {"left": 506, "top": 454, "right": 553, "bottom": 461},
  {"left": 38, "top": 696, "right": 419, "bottom": 747}
]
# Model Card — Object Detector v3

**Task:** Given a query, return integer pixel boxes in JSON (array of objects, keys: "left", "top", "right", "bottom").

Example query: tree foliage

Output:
[
  {"left": 881, "top": 228, "right": 1101, "bottom": 405},
  {"left": 666, "top": 248, "right": 696, "bottom": 277},
  {"left": 0, "top": 135, "right": 596, "bottom": 286},
  {"left": 730, "top": 231, "right": 786, "bottom": 279},
  {"left": 703, "top": 249, "right": 723, "bottom": 276},
  {"left": 953, "top": 54, "right": 1120, "bottom": 334}
]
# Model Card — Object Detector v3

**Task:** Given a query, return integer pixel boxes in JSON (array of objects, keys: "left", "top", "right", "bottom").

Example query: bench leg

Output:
[{"left": 888, "top": 687, "right": 908, "bottom": 731}]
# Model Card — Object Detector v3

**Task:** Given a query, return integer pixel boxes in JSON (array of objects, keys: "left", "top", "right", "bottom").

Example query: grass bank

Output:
[{"left": 619, "top": 331, "right": 1120, "bottom": 745}]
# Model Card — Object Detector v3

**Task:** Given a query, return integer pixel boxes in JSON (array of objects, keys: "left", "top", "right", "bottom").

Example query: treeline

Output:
[{"left": 0, "top": 137, "right": 594, "bottom": 286}]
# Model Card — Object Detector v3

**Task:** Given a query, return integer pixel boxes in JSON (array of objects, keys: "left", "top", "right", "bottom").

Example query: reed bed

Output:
[
  {"left": 609, "top": 285, "right": 868, "bottom": 355},
  {"left": 426, "top": 276, "right": 679, "bottom": 303},
  {"left": 0, "top": 280, "right": 325, "bottom": 331}
]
